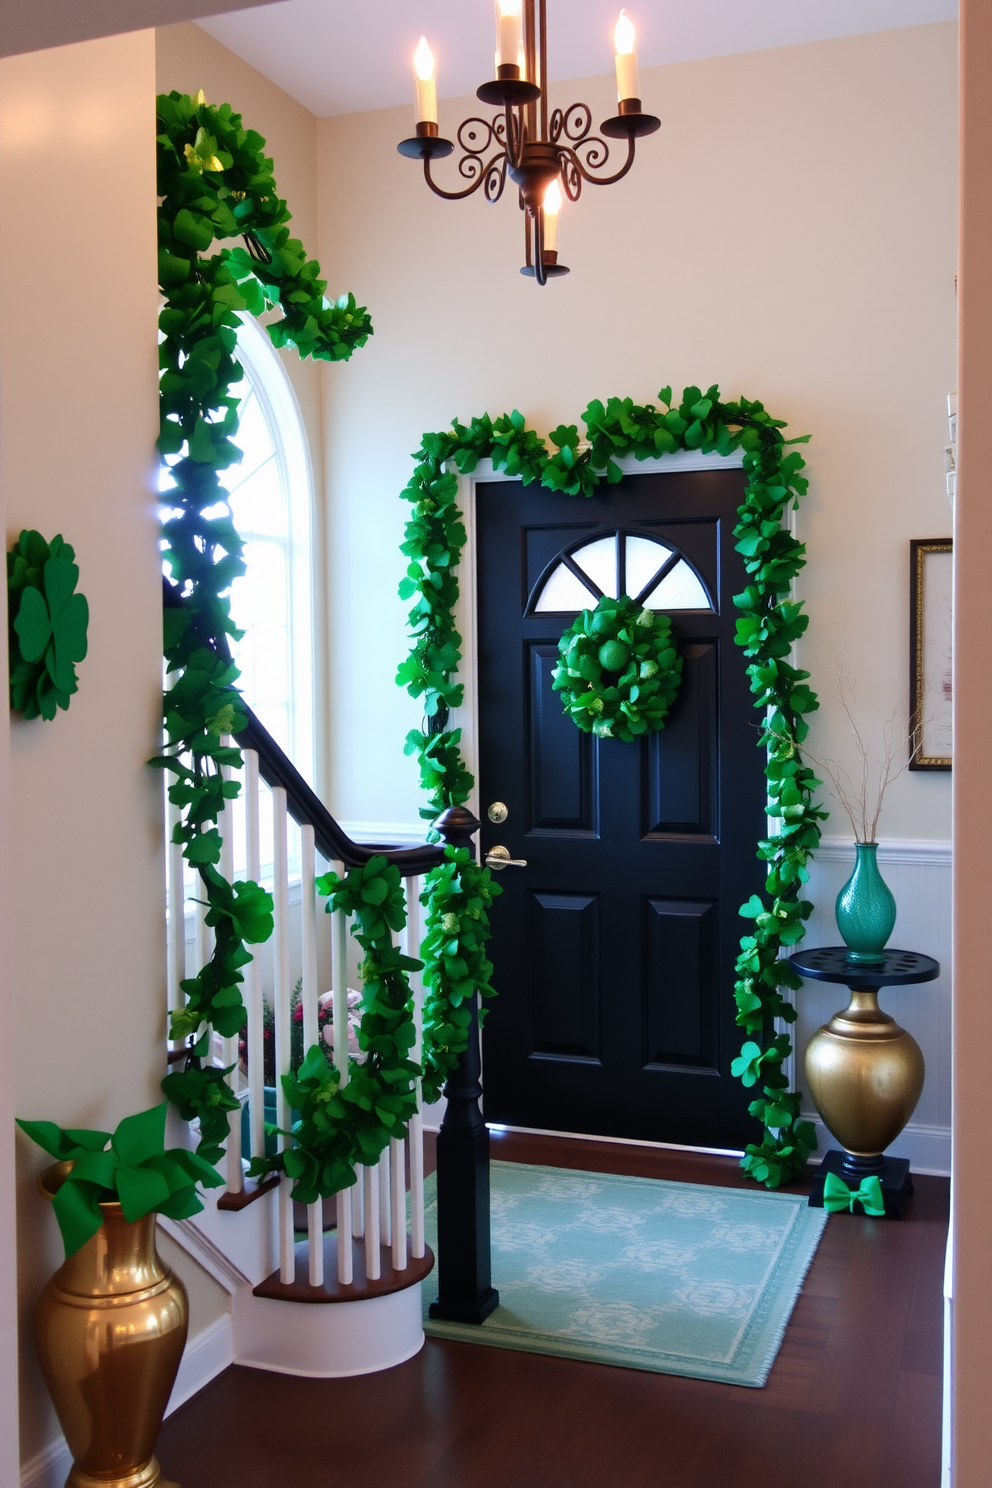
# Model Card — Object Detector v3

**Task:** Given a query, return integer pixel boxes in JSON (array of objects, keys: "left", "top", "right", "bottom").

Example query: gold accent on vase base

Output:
[
  {"left": 804, "top": 991, "right": 925, "bottom": 1157},
  {"left": 35, "top": 1164, "right": 188, "bottom": 1488},
  {"left": 67, "top": 1457, "right": 178, "bottom": 1488}
]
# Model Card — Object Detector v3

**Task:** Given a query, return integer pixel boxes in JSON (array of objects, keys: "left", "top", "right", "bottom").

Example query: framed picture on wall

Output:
[{"left": 910, "top": 538, "right": 953, "bottom": 770}]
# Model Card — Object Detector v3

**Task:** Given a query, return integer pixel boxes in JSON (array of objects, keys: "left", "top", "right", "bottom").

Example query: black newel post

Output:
[{"left": 428, "top": 805, "right": 499, "bottom": 1324}]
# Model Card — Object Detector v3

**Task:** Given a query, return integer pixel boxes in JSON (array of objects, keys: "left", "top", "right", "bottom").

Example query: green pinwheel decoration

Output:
[
  {"left": 16, "top": 1102, "right": 223, "bottom": 1257},
  {"left": 7, "top": 530, "right": 89, "bottom": 721}
]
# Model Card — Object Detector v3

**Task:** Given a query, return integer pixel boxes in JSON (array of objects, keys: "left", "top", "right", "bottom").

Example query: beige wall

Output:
[
  {"left": 155, "top": 21, "right": 333, "bottom": 794},
  {"left": 0, "top": 29, "right": 228, "bottom": 1468},
  {"left": 953, "top": 3, "right": 990, "bottom": 1480},
  {"left": 316, "top": 23, "right": 957, "bottom": 844}
]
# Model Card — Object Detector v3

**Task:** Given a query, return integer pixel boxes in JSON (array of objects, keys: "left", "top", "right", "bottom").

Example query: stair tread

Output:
[{"left": 253, "top": 1233, "right": 434, "bottom": 1304}]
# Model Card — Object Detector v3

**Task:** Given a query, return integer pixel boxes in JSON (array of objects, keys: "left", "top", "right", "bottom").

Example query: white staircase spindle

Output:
[
  {"left": 352, "top": 1164, "right": 365, "bottom": 1239},
  {"left": 364, "top": 1163, "right": 381, "bottom": 1280},
  {"left": 301, "top": 825, "right": 319, "bottom": 1047},
  {"left": 220, "top": 742, "right": 242, "bottom": 1193},
  {"left": 308, "top": 1200, "right": 324, "bottom": 1288},
  {"left": 244, "top": 750, "right": 266, "bottom": 1172},
  {"left": 331, "top": 871, "right": 354, "bottom": 1284},
  {"left": 300, "top": 825, "right": 323, "bottom": 1284},
  {"left": 379, "top": 1144, "right": 392, "bottom": 1248},
  {"left": 336, "top": 1187, "right": 353, "bottom": 1285},
  {"left": 405, "top": 875, "right": 426, "bottom": 1258},
  {"left": 391, "top": 1136, "right": 407, "bottom": 1272},
  {"left": 273, "top": 787, "right": 295, "bottom": 1283}
]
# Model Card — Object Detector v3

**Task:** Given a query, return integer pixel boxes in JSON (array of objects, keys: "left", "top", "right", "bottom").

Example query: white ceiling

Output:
[
  {"left": 0, "top": 0, "right": 276, "bottom": 60},
  {"left": 197, "top": 0, "right": 957, "bottom": 119}
]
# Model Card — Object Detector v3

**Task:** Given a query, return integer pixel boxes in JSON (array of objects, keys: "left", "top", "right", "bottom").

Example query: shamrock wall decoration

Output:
[{"left": 7, "top": 530, "right": 89, "bottom": 721}]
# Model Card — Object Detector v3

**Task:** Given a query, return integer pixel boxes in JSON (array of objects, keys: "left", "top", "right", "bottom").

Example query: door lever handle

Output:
[{"left": 485, "top": 845, "right": 528, "bottom": 871}]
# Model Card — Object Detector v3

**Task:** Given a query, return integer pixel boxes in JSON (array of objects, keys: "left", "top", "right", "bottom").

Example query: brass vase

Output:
[
  {"left": 35, "top": 1162, "right": 188, "bottom": 1488},
  {"left": 804, "top": 989, "right": 925, "bottom": 1159}
]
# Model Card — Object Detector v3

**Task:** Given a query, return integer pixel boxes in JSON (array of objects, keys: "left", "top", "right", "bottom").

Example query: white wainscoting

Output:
[{"left": 797, "top": 837, "right": 951, "bottom": 1175}]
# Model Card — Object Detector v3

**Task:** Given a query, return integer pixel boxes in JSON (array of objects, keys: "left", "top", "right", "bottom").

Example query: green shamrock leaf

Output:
[{"left": 8, "top": 533, "right": 89, "bottom": 720}]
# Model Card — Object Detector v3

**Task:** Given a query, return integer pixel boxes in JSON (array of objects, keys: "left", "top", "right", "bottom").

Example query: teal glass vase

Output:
[{"left": 835, "top": 842, "right": 897, "bottom": 964}]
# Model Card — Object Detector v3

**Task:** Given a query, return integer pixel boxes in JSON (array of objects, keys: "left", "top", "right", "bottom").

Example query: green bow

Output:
[{"left": 823, "top": 1171, "right": 885, "bottom": 1216}]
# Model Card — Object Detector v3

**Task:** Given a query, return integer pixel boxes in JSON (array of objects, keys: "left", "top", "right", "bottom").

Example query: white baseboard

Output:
[
  {"left": 485, "top": 1121, "right": 745, "bottom": 1159},
  {"left": 19, "top": 1435, "right": 71, "bottom": 1488},
  {"left": 805, "top": 1114, "right": 950, "bottom": 1176},
  {"left": 166, "top": 1312, "right": 233, "bottom": 1415},
  {"left": 20, "top": 1313, "right": 234, "bottom": 1487}
]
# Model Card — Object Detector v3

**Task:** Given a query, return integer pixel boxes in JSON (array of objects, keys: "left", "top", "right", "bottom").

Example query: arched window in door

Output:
[{"left": 528, "top": 529, "right": 713, "bottom": 615}]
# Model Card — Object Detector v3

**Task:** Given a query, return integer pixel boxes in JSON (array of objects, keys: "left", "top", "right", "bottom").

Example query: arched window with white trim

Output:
[
  {"left": 160, "top": 316, "right": 316, "bottom": 884},
  {"left": 222, "top": 315, "right": 315, "bottom": 788}
]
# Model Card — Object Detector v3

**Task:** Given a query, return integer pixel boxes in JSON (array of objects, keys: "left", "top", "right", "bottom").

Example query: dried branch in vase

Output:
[{"left": 794, "top": 669, "right": 931, "bottom": 843}]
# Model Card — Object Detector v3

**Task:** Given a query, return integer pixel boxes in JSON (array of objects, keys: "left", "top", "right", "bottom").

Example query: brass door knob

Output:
[
  {"left": 487, "top": 801, "right": 509, "bottom": 824},
  {"left": 485, "top": 845, "right": 528, "bottom": 871}
]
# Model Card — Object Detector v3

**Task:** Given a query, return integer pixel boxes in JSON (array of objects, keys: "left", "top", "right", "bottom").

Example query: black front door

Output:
[{"left": 477, "top": 467, "right": 765, "bottom": 1151}]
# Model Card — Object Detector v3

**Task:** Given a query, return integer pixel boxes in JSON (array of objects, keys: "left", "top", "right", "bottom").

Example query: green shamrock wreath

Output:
[
  {"left": 7, "top": 530, "right": 89, "bottom": 721},
  {"left": 552, "top": 595, "right": 682, "bottom": 741}
]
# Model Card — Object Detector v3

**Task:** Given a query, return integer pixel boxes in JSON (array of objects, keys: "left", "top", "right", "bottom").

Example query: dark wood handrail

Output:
[{"left": 162, "top": 576, "right": 479, "bottom": 874}]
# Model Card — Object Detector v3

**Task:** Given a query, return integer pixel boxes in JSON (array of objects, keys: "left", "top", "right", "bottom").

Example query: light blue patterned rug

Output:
[{"left": 421, "top": 1161, "right": 826, "bottom": 1387}]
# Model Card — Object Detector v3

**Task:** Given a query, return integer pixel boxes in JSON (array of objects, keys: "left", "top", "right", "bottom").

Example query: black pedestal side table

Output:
[{"left": 788, "top": 947, "right": 940, "bottom": 1218}]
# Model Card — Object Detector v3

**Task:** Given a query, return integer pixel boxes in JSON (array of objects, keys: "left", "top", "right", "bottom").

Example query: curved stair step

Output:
[{"left": 253, "top": 1233, "right": 434, "bottom": 1304}]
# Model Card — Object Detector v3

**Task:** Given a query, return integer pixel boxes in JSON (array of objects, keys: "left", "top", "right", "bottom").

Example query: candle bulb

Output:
[
  {"left": 543, "top": 179, "right": 562, "bottom": 255},
  {"left": 413, "top": 36, "right": 437, "bottom": 126},
  {"left": 613, "top": 9, "right": 640, "bottom": 103},
  {"left": 496, "top": 0, "right": 523, "bottom": 73}
]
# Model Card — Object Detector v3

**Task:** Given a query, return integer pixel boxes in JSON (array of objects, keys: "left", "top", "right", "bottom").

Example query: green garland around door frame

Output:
[
  {"left": 153, "top": 91, "right": 372, "bottom": 1161},
  {"left": 7, "top": 530, "right": 89, "bottom": 721},
  {"left": 553, "top": 596, "right": 682, "bottom": 741},
  {"left": 397, "top": 387, "right": 826, "bottom": 1188}
]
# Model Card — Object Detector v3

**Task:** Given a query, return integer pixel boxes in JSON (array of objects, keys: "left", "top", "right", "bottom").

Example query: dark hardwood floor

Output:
[{"left": 158, "top": 1131, "right": 948, "bottom": 1488}]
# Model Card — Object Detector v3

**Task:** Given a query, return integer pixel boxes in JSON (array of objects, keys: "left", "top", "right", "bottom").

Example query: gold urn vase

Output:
[
  {"left": 804, "top": 990, "right": 925, "bottom": 1159},
  {"left": 35, "top": 1163, "right": 188, "bottom": 1488}
]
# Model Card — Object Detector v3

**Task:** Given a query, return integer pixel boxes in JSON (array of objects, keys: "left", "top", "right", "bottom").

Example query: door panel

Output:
[
  {"left": 527, "top": 891, "right": 601, "bottom": 1063},
  {"left": 642, "top": 897, "right": 719, "bottom": 1072},
  {"left": 643, "top": 641, "right": 718, "bottom": 839},
  {"left": 528, "top": 645, "right": 598, "bottom": 833},
  {"left": 477, "top": 468, "right": 764, "bottom": 1150}
]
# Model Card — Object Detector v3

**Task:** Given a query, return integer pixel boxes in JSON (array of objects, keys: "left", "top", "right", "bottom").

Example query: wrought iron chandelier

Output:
[{"left": 397, "top": 0, "right": 659, "bottom": 285}]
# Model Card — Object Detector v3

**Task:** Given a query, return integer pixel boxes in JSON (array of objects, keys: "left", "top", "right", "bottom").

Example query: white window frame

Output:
[{"left": 229, "top": 313, "right": 316, "bottom": 791}]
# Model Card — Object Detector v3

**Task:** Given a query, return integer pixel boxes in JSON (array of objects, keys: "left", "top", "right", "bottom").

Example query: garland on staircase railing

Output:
[
  {"left": 247, "top": 856, "right": 423, "bottom": 1200},
  {"left": 398, "top": 386, "right": 825, "bottom": 1188},
  {"left": 153, "top": 90, "right": 372, "bottom": 1161}
]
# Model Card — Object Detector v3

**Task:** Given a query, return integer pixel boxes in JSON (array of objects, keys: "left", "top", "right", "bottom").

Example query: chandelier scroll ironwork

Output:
[{"left": 397, "top": 0, "right": 659, "bottom": 286}]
